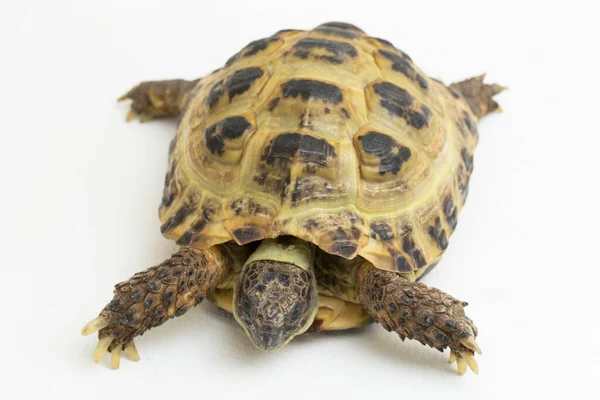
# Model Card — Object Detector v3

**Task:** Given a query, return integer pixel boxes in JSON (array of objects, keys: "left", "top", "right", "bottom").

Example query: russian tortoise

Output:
[{"left": 82, "top": 22, "right": 503, "bottom": 375}]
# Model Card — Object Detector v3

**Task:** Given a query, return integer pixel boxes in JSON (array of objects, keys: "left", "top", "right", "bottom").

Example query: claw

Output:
[
  {"left": 448, "top": 352, "right": 457, "bottom": 363},
  {"left": 81, "top": 316, "right": 108, "bottom": 336},
  {"left": 124, "top": 341, "right": 140, "bottom": 362},
  {"left": 93, "top": 335, "right": 114, "bottom": 363},
  {"left": 460, "top": 337, "right": 482, "bottom": 355},
  {"left": 126, "top": 109, "right": 139, "bottom": 122},
  {"left": 461, "top": 352, "right": 479, "bottom": 375},
  {"left": 139, "top": 113, "right": 154, "bottom": 123},
  {"left": 456, "top": 357, "right": 467, "bottom": 375},
  {"left": 110, "top": 347, "right": 121, "bottom": 369}
]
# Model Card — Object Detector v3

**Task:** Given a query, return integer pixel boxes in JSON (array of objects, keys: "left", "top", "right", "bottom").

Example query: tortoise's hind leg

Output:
[
  {"left": 118, "top": 79, "right": 199, "bottom": 122},
  {"left": 81, "top": 247, "right": 231, "bottom": 369},
  {"left": 450, "top": 74, "right": 506, "bottom": 118},
  {"left": 356, "top": 261, "right": 481, "bottom": 375}
]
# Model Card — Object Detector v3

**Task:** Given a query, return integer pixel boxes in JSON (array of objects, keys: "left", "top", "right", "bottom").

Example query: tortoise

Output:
[{"left": 82, "top": 21, "right": 504, "bottom": 375}]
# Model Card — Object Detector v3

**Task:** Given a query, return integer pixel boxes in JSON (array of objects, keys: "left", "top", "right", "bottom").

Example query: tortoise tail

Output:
[{"left": 450, "top": 74, "right": 506, "bottom": 119}]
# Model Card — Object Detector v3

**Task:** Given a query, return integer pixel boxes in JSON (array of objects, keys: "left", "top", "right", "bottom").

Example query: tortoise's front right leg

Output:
[
  {"left": 81, "top": 247, "right": 231, "bottom": 369},
  {"left": 118, "top": 78, "right": 199, "bottom": 122}
]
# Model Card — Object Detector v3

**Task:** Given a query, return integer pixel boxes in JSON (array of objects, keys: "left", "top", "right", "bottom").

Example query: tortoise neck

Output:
[{"left": 243, "top": 237, "right": 315, "bottom": 273}]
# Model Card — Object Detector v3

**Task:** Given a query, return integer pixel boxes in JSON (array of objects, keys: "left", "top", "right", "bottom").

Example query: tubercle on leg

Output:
[
  {"left": 96, "top": 246, "right": 231, "bottom": 351},
  {"left": 356, "top": 262, "right": 481, "bottom": 374}
]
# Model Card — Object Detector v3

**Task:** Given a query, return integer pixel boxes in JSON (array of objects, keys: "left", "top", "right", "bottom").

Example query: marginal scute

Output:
[{"left": 233, "top": 226, "right": 266, "bottom": 245}]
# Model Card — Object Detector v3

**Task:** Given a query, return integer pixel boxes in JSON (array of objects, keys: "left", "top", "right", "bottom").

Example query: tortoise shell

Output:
[{"left": 159, "top": 22, "right": 478, "bottom": 279}]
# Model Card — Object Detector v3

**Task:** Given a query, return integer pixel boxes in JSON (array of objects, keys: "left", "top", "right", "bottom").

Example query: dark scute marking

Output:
[
  {"left": 204, "top": 116, "right": 252, "bottom": 155},
  {"left": 370, "top": 221, "right": 394, "bottom": 240},
  {"left": 161, "top": 161, "right": 178, "bottom": 208},
  {"left": 379, "top": 50, "right": 427, "bottom": 89},
  {"left": 304, "top": 219, "right": 319, "bottom": 231},
  {"left": 463, "top": 111, "right": 477, "bottom": 134},
  {"left": 395, "top": 254, "right": 412, "bottom": 272},
  {"left": 262, "top": 133, "right": 336, "bottom": 167},
  {"left": 244, "top": 37, "right": 278, "bottom": 57},
  {"left": 226, "top": 37, "right": 279, "bottom": 66},
  {"left": 206, "top": 67, "right": 264, "bottom": 108},
  {"left": 317, "top": 22, "right": 364, "bottom": 33},
  {"left": 292, "top": 38, "right": 358, "bottom": 64},
  {"left": 329, "top": 227, "right": 358, "bottom": 258},
  {"left": 206, "top": 79, "right": 224, "bottom": 108},
  {"left": 233, "top": 226, "right": 265, "bottom": 244},
  {"left": 290, "top": 178, "right": 312, "bottom": 204},
  {"left": 330, "top": 241, "right": 358, "bottom": 258},
  {"left": 449, "top": 87, "right": 461, "bottom": 98},
  {"left": 227, "top": 67, "right": 264, "bottom": 100},
  {"left": 314, "top": 26, "right": 360, "bottom": 39},
  {"left": 427, "top": 217, "right": 448, "bottom": 251},
  {"left": 371, "top": 37, "right": 394, "bottom": 48},
  {"left": 268, "top": 97, "right": 280, "bottom": 111},
  {"left": 373, "top": 82, "right": 432, "bottom": 129},
  {"left": 176, "top": 231, "right": 194, "bottom": 246},
  {"left": 160, "top": 198, "right": 197, "bottom": 234},
  {"left": 461, "top": 148, "right": 474, "bottom": 174},
  {"left": 409, "top": 104, "right": 432, "bottom": 130},
  {"left": 443, "top": 195, "right": 458, "bottom": 231},
  {"left": 374, "top": 81, "right": 412, "bottom": 107},
  {"left": 402, "top": 235, "right": 427, "bottom": 268},
  {"left": 418, "top": 261, "right": 438, "bottom": 280},
  {"left": 397, "top": 49, "right": 412, "bottom": 62},
  {"left": 173, "top": 206, "right": 211, "bottom": 245},
  {"left": 358, "top": 131, "right": 411, "bottom": 175},
  {"left": 282, "top": 79, "right": 343, "bottom": 104},
  {"left": 225, "top": 53, "right": 240, "bottom": 67},
  {"left": 416, "top": 74, "right": 429, "bottom": 89}
]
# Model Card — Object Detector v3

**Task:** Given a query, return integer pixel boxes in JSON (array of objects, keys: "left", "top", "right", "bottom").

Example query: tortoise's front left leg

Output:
[
  {"left": 118, "top": 79, "right": 199, "bottom": 122},
  {"left": 81, "top": 246, "right": 231, "bottom": 369},
  {"left": 357, "top": 262, "right": 481, "bottom": 375}
]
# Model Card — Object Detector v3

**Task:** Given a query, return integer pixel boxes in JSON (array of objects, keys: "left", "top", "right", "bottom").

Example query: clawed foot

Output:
[
  {"left": 81, "top": 316, "right": 141, "bottom": 369},
  {"left": 357, "top": 263, "right": 482, "bottom": 375},
  {"left": 81, "top": 248, "right": 230, "bottom": 369},
  {"left": 118, "top": 79, "right": 197, "bottom": 122},
  {"left": 118, "top": 82, "right": 168, "bottom": 123}
]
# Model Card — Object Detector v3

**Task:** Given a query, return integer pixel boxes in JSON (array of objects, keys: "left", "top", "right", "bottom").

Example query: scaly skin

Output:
[
  {"left": 357, "top": 261, "right": 481, "bottom": 374},
  {"left": 118, "top": 79, "right": 199, "bottom": 122},
  {"left": 82, "top": 247, "right": 231, "bottom": 368}
]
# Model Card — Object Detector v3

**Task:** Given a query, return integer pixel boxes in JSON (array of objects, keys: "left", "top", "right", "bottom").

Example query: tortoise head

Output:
[{"left": 233, "top": 238, "right": 318, "bottom": 350}]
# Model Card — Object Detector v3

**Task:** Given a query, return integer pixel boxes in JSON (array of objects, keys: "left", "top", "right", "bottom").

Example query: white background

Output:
[{"left": 1, "top": 0, "right": 598, "bottom": 398}]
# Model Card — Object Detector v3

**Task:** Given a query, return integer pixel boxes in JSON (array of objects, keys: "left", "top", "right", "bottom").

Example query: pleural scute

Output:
[{"left": 159, "top": 23, "right": 480, "bottom": 275}]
